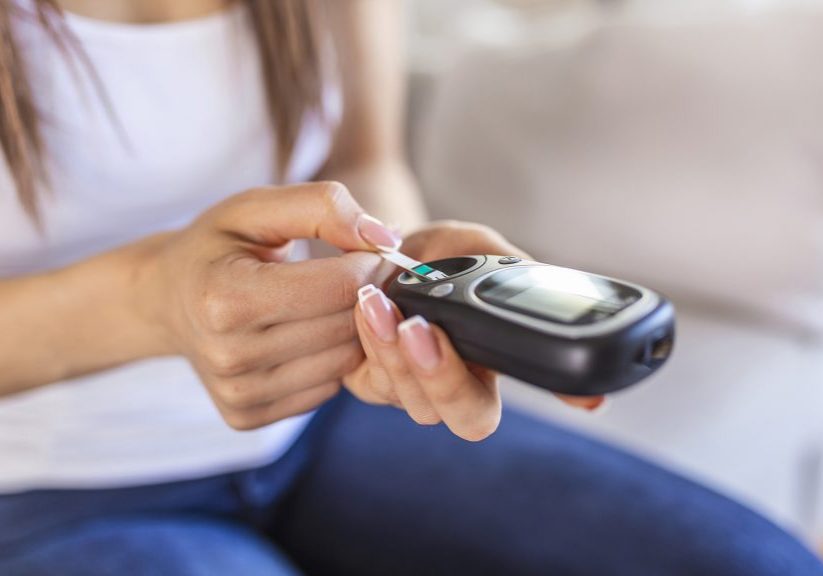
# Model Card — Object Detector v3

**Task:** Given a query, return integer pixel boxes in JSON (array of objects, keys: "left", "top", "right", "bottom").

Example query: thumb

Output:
[{"left": 209, "top": 181, "right": 402, "bottom": 252}]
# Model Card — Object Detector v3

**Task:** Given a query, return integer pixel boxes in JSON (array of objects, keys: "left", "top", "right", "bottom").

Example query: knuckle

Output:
[
  {"left": 216, "top": 380, "right": 257, "bottom": 409},
  {"left": 332, "top": 262, "right": 378, "bottom": 310},
  {"left": 197, "top": 258, "right": 256, "bottom": 334},
  {"left": 202, "top": 342, "right": 249, "bottom": 379},
  {"left": 335, "top": 273, "right": 361, "bottom": 308},
  {"left": 318, "top": 180, "right": 351, "bottom": 211},
  {"left": 200, "top": 287, "right": 239, "bottom": 334},
  {"left": 339, "top": 311, "right": 358, "bottom": 340},
  {"left": 222, "top": 409, "right": 260, "bottom": 431},
  {"left": 353, "top": 259, "right": 380, "bottom": 287},
  {"left": 340, "top": 256, "right": 377, "bottom": 298}
]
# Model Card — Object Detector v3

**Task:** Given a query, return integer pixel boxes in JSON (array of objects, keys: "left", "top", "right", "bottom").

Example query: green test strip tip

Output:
[{"left": 412, "top": 264, "right": 435, "bottom": 275}]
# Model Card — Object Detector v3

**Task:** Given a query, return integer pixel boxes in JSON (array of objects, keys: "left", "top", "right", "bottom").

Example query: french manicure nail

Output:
[
  {"left": 359, "top": 287, "right": 397, "bottom": 342},
  {"left": 357, "top": 214, "right": 403, "bottom": 251},
  {"left": 398, "top": 316, "right": 441, "bottom": 372},
  {"left": 358, "top": 284, "right": 378, "bottom": 301}
]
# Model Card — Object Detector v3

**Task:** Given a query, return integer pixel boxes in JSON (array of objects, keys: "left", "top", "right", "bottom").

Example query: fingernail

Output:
[
  {"left": 357, "top": 214, "right": 403, "bottom": 251},
  {"left": 357, "top": 284, "right": 377, "bottom": 301},
  {"left": 398, "top": 316, "right": 441, "bottom": 372},
  {"left": 358, "top": 286, "right": 397, "bottom": 343}
]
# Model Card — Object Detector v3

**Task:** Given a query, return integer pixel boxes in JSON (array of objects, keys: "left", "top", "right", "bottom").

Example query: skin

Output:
[
  {"left": 0, "top": 0, "right": 601, "bottom": 443},
  {"left": 345, "top": 223, "right": 526, "bottom": 440},
  {"left": 58, "top": 0, "right": 235, "bottom": 24}
]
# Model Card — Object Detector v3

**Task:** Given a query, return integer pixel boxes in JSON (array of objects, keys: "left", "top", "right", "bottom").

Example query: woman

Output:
[{"left": 0, "top": 1, "right": 820, "bottom": 574}]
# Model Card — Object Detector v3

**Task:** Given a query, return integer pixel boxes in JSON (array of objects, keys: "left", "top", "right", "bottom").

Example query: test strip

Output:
[{"left": 379, "top": 249, "right": 449, "bottom": 281}]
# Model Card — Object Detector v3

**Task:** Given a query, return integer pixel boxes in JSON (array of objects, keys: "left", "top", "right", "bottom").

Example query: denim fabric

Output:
[{"left": 1, "top": 391, "right": 821, "bottom": 576}]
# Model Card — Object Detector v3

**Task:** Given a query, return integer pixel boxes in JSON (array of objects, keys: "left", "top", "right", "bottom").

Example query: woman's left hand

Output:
[{"left": 343, "top": 221, "right": 605, "bottom": 441}]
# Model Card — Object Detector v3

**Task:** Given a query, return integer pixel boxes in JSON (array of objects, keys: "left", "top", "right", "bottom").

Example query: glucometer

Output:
[{"left": 382, "top": 253, "right": 675, "bottom": 396}]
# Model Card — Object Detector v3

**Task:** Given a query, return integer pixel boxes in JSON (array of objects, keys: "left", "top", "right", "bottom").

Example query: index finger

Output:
[{"left": 208, "top": 181, "right": 401, "bottom": 253}]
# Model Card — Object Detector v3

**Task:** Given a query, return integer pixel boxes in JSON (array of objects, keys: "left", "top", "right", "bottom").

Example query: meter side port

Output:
[{"left": 635, "top": 333, "right": 674, "bottom": 369}]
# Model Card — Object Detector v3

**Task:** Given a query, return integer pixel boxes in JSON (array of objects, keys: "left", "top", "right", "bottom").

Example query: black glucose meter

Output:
[{"left": 386, "top": 255, "right": 675, "bottom": 396}]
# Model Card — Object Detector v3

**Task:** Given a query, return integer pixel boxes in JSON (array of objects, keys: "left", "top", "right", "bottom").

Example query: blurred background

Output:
[{"left": 404, "top": 0, "right": 823, "bottom": 545}]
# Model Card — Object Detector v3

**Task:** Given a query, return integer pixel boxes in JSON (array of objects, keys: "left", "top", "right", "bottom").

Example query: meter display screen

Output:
[{"left": 475, "top": 266, "right": 642, "bottom": 325}]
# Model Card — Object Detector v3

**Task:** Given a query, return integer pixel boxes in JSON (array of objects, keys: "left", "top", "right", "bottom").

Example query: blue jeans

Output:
[{"left": 1, "top": 391, "right": 821, "bottom": 576}]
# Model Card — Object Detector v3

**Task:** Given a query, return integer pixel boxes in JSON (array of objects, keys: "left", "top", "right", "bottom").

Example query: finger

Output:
[
  {"left": 210, "top": 181, "right": 401, "bottom": 252},
  {"left": 257, "top": 239, "right": 295, "bottom": 263},
  {"left": 342, "top": 361, "right": 386, "bottom": 405},
  {"left": 401, "top": 220, "right": 528, "bottom": 260},
  {"left": 342, "top": 359, "right": 401, "bottom": 408},
  {"left": 252, "top": 309, "right": 359, "bottom": 370},
  {"left": 214, "top": 340, "right": 363, "bottom": 411},
  {"left": 350, "top": 298, "right": 402, "bottom": 407},
  {"left": 258, "top": 252, "right": 382, "bottom": 324},
  {"left": 357, "top": 286, "right": 441, "bottom": 426},
  {"left": 398, "top": 316, "right": 501, "bottom": 441},
  {"left": 197, "top": 309, "right": 359, "bottom": 377},
  {"left": 354, "top": 311, "right": 399, "bottom": 405},
  {"left": 222, "top": 382, "right": 342, "bottom": 431},
  {"left": 201, "top": 251, "right": 383, "bottom": 330},
  {"left": 555, "top": 394, "right": 608, "bottom": 411}
]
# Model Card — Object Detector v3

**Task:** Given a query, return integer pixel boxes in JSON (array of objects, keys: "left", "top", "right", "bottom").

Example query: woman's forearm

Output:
[
  {"left": 320, "top": 1, "right": 426, "bottom": 233},
  {"left": 0, "top": 234, "right": 173, "bottom": 396}
]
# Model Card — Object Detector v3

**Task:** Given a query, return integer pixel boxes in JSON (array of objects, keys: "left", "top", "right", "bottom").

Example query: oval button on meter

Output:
[
  {"left": 428, "top": 283, "right": 455, "bottom": 298},
  {"left": 498, "top": 256, "right": 521, "bottom": 265}
]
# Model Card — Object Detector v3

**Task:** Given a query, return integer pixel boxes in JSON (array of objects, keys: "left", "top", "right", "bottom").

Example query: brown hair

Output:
[{"left": 0, "top": 0, "right": 325, "bottom": 222}]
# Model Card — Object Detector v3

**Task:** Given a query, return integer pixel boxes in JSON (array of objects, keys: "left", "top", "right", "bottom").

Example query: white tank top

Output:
[{"left": 0, "top": 3, "right": 335, "bottom": 491}]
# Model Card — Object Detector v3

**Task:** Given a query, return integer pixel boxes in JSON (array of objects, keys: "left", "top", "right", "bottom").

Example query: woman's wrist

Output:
[
  {"left": 58, "top": 231, "right": 180, "bottom": 370},
  {"left": 123, "top": 232, "right": 180, "bottom": 358}
]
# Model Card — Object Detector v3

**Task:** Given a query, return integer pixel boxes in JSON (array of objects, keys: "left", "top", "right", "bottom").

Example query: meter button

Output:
[
  {"left": 498, "top": 256, "right": 521, "bottom": 265},
  {"left": 428, "top": 283, "right": 455, "bottom": 298}
]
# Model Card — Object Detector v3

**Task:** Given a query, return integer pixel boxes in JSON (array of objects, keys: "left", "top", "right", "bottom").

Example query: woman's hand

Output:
[
  {"left": 140, "top": 182, "right": 400, "bottom": 430},
  {"left": 343, "top": 221, "right": 606, "bottom": 441}
]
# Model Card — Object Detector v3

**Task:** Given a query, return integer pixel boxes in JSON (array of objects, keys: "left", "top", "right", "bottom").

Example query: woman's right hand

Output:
[{"left": 137, "top": 182, "right": 400, "bottom": 430}]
